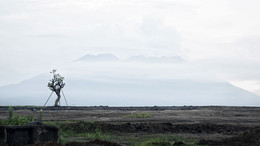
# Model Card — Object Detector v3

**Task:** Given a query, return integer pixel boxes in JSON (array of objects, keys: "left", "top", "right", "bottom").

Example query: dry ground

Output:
[
  {"left": 1, "top": 106, "right": 260, "bottom": 145},
  {"left": 1, "top": 106, "right": 260, "bottom": 126}
]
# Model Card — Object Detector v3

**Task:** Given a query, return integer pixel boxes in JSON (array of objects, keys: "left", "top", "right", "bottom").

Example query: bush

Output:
[
  {"left": 4, "top": 113, "right": 34, "bottom": 125},
  {"left": 0, "top": 106, "right": 34, "bottom": 125}
]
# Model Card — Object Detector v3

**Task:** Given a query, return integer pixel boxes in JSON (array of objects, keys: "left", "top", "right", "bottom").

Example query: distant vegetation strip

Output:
[{"left": 122, "top": 112, "right": 152, "bottom": 118}]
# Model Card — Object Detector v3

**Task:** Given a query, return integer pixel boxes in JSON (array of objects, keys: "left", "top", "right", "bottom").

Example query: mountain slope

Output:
[
  {"left": 0, "top": 74, "right": 259, "bottom": 106},
  {"left": 0, "top": 54, "right": 259, "bottom": 106}
]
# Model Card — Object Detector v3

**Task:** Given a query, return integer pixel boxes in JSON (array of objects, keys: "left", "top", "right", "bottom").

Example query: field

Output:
[{"left": 1, "top": 106, "right": 260, "bottom": 145}]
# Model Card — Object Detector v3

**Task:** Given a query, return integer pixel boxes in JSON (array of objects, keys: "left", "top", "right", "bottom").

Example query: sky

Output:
[{"left": 0, "top": 0, "right": 260, "bottom": 96}]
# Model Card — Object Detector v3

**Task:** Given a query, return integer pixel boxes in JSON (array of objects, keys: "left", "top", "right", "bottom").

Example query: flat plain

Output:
[{"left": 1, "top": 106, "right": 260, "bottom": 145}]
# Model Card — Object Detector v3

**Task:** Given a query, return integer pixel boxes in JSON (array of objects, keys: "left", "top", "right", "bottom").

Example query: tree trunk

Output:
[{"left": 54, "top": 92, "right": 61, "bottom": 107}]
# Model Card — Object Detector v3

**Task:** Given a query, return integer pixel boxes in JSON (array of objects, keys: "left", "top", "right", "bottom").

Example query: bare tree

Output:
[{"left": 48, "top": 69, "right": 65, "bottom": 106}]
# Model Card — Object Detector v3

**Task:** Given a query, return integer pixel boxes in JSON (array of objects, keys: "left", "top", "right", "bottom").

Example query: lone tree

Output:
[{"left": 48, "top": 69, "right": 65, "bottom": 106}]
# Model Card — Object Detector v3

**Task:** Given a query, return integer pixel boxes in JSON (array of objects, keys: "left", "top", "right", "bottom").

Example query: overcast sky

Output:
[{"left": 0, "top": 0, "right": 260, "bottom": 95}]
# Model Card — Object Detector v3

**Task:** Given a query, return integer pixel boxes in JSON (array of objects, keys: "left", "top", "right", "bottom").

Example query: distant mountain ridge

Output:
[
  {"left": 76, "top": 54, "right": 119, "bottom": 62},
  {"left": 75, "top": 53, "right": 184, "bottom": 63}
]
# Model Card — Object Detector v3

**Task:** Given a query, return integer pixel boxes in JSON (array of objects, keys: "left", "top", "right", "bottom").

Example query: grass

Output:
[
  {"left": 44, "top": 121, "right": 199, "bottom": 145},
  {"left": 129, "top": 134, "right": 198, "bottom": 146},
  {"left": 59, "top": 128, "right": 111, "bottom": 144},
  {"left": 135, "top": 137, "right": 172, "bottom": 146},
  {"left": 122, "top": 112, "right": 152, "bottom": 118},
  {"left": 0, "top": 106, "right": 34, "bottom": 125},
  {"left": 44, "top": 121, "right": 111, "bottom": 144}
]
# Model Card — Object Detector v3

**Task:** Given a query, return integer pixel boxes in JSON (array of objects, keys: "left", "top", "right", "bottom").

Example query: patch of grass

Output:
[
  {"left": 45, "top": 121, "right": 111, "bottom": 143},
  {"left": 1, "top": 114, "right": 34, "bottom": 125},
  {"left": 137, "top": 137, "right": 171, "bottom": 146},
  {"left": 132, "top": 135, "right": 199, "bottom": 146},
  {"left": 44, "top": 121, "right": 74, "bottom": 126},
  {"left": 71, "top": 128, "right": 110, "bottom": 140},
  {"left": 44, "top": 121, "right": 199, "bottom": 145},
  {"left": 122, "top": 112, "right": 152, "bottom": 118},
  {"left": 0, "top": 106, "right": 34, "bottom": 125}
]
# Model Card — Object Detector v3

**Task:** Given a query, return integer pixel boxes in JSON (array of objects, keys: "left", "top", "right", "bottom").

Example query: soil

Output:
[
  {"left": 1, "top": 106, "right": 260, "bottom": 145},
  {"left": 26, "top": 139, "right": 122, "bottom": 146},
  {"left": 61, "top": 121, "right": 250, "bottom": 134},
  {"left": 198, "top": 127, "right": 260, "bottom": 146},
  {"left": 1, "top": 106, "right": 260, "bottom": 125}
]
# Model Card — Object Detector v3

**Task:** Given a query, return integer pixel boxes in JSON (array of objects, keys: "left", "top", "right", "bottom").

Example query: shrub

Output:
[
  {"left": 39, "top": 109, "right": 43, "bottom": 121},
  {"left": 7, "top": 113, "right": 34, "bottom": 125},
  {"left": 0, "top": 106, "right": 34, "bottom": 125}
]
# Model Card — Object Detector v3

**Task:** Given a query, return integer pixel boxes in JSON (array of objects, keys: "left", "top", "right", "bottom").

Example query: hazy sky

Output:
[{"left": 0, "top": 0, "right": 260, "bottom": 95}]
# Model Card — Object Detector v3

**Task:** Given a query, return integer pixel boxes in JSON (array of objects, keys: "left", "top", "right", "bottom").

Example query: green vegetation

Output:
[
  {"left": 8, "top": 106, "right": 13, "bottom": 123},
  {"left": 132, "top": 135, "right": 198, "bottom": 146},
  {"left": 39, "top": 109, "right": 43, "bottom": 121},
  {"left": 122, "top": 112, "right": 152, "bottom": 118},
  {"left": 135, "top": 137, "right": 175, "bottom": 146},
  {"left": 58, "top": 128, "right": 110, "bottom": 144},
  {"left": 1, "top": 106, "right": 34, "bottom": 125},
  {"left": 1, "top": 113, "right": 34, "bottom": 125},
  {"left": 44, "top": 121, "right": 111, "bottom": 144},
  {"left": 44, "top": 121, "right": 199, "bottom": 145}
]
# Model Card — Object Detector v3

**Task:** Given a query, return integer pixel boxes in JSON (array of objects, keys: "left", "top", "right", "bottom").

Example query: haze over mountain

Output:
[
  {"left": 75, "top": 54, "right": 119, "bottom": 62},
  {"left": 0, "top": 54, "right": 259, "bottom": 106},
  {"left": 75, "top": 53, "right": 184, "bottom": 63},
  {"left": 1, "top": 0, "right": 260, "bottom": 107},
  {"left": 127, "top": 55, "right": 184, "bottom": 63}
]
